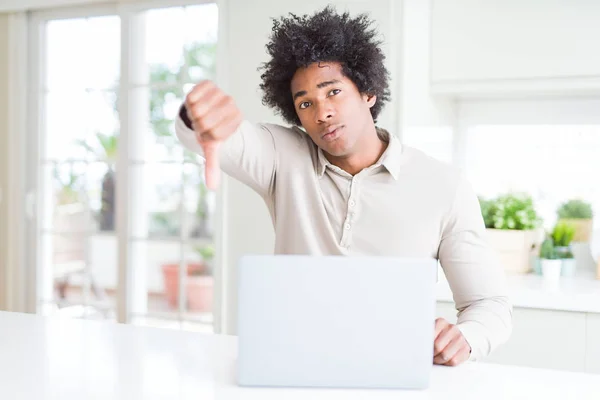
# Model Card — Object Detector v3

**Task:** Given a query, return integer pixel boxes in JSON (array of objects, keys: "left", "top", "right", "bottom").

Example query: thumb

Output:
[{"left": 202, "top": 139, "right": 221, "bottom": 190}]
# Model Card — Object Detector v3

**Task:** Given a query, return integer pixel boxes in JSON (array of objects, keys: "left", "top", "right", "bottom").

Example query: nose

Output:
[{"left": 315, "top": 101, "right": 335, "bottom": 124}]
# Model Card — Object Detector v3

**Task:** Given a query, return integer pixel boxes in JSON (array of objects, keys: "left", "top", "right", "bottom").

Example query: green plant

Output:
[
  {"left": 192, "top": 244, "right": 215, "bottom": 276},
  {"left": 478, "top": 197, "right": 495, "bottom": 229},
  {"left": 551, "top": 221, "right": 576, "bottom": 247},
  {"left": 77, "top": 132, "right": 118, "bottom": 231},
  {"left": 479, "top": 193, "right": 542, "bottom": 230},
  {"left": 539, "top": 238, "right": 558, "bottom": 260},
  {"left": 557, "top": 199, "right": 593, "bottom": 219},
  {"left": 561, "top": 249, "right": 574, "bottom": 259},
  {"left": 53, "top": 165, "right": 84, "bottom": 205}
]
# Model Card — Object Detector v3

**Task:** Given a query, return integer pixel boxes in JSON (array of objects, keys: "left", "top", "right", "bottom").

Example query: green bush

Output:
[
  {"left": 539, "top": 238, "right": 558, "bottom": 260},
  {"left": 551, "top": 221, "right": 576, "bottom": 247},
  {"left": 479, "top": 193, "right": 542, "bottom": 230},
  {"left": 557, "top": 199, "right": 593, "bottom": 219}
]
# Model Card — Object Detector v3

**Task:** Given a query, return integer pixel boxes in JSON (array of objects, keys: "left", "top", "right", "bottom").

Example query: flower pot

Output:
[
  {"left": 540, "top": 259, "right": 562, "bottom": 282},
  {"left": 186, "top": 276, "right": 214, "bottom": 313},
  {"left": 561, "top": 258, "right": 577, "bottom": 277},
  {"left": 531, "top": 256, "right": 542, "bottom": 275},
  {"left": 161, "top": 262, "right": 205, "bottom": 308},
  {"left": 486, "top": 229, "right": 542, "bottom": 274},
  {"left": 559, "top": 218, "right": 593, "bottom": 242}
]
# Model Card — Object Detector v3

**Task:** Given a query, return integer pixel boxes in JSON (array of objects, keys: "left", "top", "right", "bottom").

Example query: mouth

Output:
[{"left": 321, "top": 125, "right": 344, "bottom": 142}]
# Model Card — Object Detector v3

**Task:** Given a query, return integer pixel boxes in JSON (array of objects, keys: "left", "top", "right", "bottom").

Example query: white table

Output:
[{"left": 1, "top": 311, "right": 599, "bottom": 400}]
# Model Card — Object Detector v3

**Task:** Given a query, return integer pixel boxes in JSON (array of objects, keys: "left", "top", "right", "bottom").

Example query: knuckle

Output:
[
  {"left": 434, "top": 343, "right": 444, "bottom": 354},
  {"left": 224, "top": 95, "right": 235, "bottom": 106}
]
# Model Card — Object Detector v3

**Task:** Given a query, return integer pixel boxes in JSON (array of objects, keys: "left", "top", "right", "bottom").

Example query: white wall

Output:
[{"left": 219, "top": 0, "right": 402, "bottom": 334}]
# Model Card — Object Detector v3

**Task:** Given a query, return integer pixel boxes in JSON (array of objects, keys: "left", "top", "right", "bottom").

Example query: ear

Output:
[{"left": 363, "top": 93, "right": 377, "bottom": 108}]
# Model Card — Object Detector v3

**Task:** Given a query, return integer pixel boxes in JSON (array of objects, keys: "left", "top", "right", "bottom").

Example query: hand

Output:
[
  {"left": 433, "top": 318, "right": 471, "bottom": 366},
  {"left": 185, "top": 81, "right": 243, "bottom": 189}
]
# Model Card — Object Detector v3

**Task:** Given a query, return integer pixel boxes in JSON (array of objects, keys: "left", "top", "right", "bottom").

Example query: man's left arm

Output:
[{"left": 436, "top": 174, "right": 513, "bottom": 364}]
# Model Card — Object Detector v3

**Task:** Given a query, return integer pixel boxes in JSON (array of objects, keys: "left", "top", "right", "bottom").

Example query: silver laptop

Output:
[{"left": 236, "top": 255, "right": 437, "bottom": 389}]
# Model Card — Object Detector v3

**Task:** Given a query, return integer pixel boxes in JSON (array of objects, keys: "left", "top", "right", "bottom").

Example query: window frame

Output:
[{"left": 26, "top": 0, "right": 224, "bottom": 331}]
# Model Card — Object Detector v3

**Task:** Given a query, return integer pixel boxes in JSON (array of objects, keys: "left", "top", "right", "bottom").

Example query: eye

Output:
[
  {"left": 328, "top": 89, "right": 341, "bottom": 96},
  {"left": 299, "top": 101, "right": 311, "bottom": 109}
]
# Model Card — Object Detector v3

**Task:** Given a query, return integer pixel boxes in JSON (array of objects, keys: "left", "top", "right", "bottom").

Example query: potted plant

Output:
[
  {"left": 186, "top": 244, "right": 215, "bottom": 313},
  {"left": 557, "top": 199, "right": 594, "bottom": 242},
  {"left": 550, "top": 221, "right": 577, "bottom": 277},
  {"left": 77, "top": 132, "right": 118, "bottom": 231},
  {"left": 479, "top": 193, "right": 543, "bottom": 274},
  {"left": 539, "top": 238, "right": 562, "bottom": 282},
  {"left": 161, "top": 243, "right": 215, "bottom": 313}
]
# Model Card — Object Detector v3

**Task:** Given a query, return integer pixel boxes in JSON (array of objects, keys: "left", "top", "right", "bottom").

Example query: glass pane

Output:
[
  {"left": 85, "top": 16, "right": 121, "bottom": 90},
  {"left": 46, "top": 18, "right": 88, "bottom": 90},
  {"left": 183, "top": 4, "right": 218, "bottom": 83},
  {"left": 133, "top": 163, "right": 184, "bottom": 238},
  {"left": 184, "top": 163, "right": 215, "bottom": 239},
  {"left": 45, "top": 91, "right": 93, "bottom": 161},
  {"left": 184, "top": 41, "right": 217, "bottom": 83},
  {"left": 87, "top": 162, "right": 115, "bottom": 232},
  {"left": 46, "top": 16, "right": 120, "bottom": 91},
  {"left": 49, "top": 162, "right": 90, "bottom": 233},
  {"left": 184, "top": 4, "right": 218, "bottom": 46},
  {"left": 86, "top": 90, "right": 120, "bottom": 163},
  {"left": 41, "top": 232, "right": 116, "bottom": 320},
  {"left": 143, "top": 88, "right": 184, "bottom": 162},
  {"left": 145, "top": 7, "right": 185, "bottom": 85},
  {"left": 141, "top": 241, "right": 214, "bottom": 317}
]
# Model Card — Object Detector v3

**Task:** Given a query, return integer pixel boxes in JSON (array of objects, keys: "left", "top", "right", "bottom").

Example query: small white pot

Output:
[
  {"left": 541, "top": 259, "right": 562, "bottom": 282},
  {"left": 561, "top": 259, "right": 577, "bottom": 277}
]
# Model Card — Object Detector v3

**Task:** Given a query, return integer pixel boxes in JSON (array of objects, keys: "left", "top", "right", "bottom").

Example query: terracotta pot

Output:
[
  {"left": 161, "top": 263, "right": 205, "bottom": 308},
  {"left": 186, "top": 276, "right": 214, "bottom": 313}
]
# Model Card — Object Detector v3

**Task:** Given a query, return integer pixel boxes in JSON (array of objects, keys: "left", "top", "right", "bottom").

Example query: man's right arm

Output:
[{"left": 176, "top": 82, "right": 277, "bottom": 197}]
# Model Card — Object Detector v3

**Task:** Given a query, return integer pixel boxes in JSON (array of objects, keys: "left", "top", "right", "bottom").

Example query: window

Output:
[
  {"left": 31, "top": 2, "right": 219, "bottom": 333},
  {"left": 466, "top": 124, "right": 600, "bottom": 231}
]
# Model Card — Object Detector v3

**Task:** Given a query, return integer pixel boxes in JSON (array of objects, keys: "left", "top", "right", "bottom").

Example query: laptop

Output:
[{"left": 236, "top": 255, "right": 438, "bottom": 389}]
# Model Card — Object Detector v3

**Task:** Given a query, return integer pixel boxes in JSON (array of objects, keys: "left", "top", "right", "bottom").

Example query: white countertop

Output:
[
  {"left": 1, "top": 311, "right": 599, "bottom": 400},
  {"left": 436, "top": 270, "right": 600, "bottom": 313}
]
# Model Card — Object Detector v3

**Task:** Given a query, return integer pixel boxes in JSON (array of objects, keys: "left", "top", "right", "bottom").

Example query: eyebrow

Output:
[{"left": 292, "top": 79, "right": 342, "bottom": 101}]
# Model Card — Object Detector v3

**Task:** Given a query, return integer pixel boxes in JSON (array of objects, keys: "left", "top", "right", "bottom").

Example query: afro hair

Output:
[{"left": 258, "top": 6, "right": 391, "bottom": 126}]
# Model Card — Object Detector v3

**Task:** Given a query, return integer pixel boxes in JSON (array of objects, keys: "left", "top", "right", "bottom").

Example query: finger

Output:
[
  {"left": 434, "top": 335, "right": 465, "bottom": 364},
  {"left": 433, "top": 325, "right": 454, "bottom": 357},
  {"left": 190, "top": 95, "right": 237, "bottom": 138},
  {"left": 444, "top": 343, "right": 471, "bottom": 367},
  {"left": 434, "top": 318, "right": 448, "bottom": 339},
  {"left": 185, "top": 80, "right": 217, "bottom": 106},
  {"left": 187, "top": 89, "right": 228, "bottom": 128},
  {"left": 202, "top": 140, "right": 220, "bottom": 190}
]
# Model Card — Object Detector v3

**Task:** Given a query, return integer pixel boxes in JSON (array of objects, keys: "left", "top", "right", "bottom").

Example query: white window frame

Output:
[{"left": 25, "top": 0, "right": 227, "bottom": 332}]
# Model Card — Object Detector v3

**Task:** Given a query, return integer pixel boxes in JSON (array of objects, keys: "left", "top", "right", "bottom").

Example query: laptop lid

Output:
[{"left": 237, "top": 255, "right": 437, "bottom": 389}]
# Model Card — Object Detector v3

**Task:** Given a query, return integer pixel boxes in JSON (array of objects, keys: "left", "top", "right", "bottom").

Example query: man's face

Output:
[{"left": 290, "top": 62, "right": 377, "bottom": 158}]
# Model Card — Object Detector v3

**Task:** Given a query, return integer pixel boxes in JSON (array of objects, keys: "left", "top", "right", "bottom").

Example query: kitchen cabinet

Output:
[
  {"left": 430, "top": 0, "right": 600, "bottom": 96},
  {"left": 586, "top": 313, "right": 600, "bottom": 374},
  {"left": 436, "top": 302, "right": 590, "bottom": 373}
]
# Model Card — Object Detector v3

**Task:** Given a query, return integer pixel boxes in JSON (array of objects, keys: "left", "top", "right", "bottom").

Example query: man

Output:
[{"left": 175, "top": 6, "right": 512, "bottom": 366}]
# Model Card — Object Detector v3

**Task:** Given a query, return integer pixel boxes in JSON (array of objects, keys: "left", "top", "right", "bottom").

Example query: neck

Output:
[{"left": 325, "top": 126, "right": 388, "bottom": 175}]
